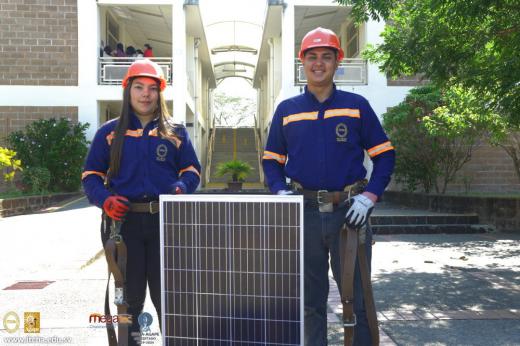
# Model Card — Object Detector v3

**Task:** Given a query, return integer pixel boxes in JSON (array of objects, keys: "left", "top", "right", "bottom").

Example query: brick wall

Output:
[
  {"left": 0, "top": 106, "right": 78, "bottom": 143},
  {"left": 387, "top": 141, "right": 520, "bottom": 194},
  {"left": 387, "top": 73, "right": 429, "bottom": 87},
  {"left": 0, "top": 0, "right": 78, "bottom": 86},
  {"left": 450, "top": 142, "right": 520, "bottom": 193}
]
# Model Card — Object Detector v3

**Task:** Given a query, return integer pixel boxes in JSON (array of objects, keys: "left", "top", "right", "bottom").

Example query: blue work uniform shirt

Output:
[
  {"left": 82, "top": 112, "right": 201, "bottom": 207},
  {"left": 262, "top": 85, "right": 395, "bottom": 197}
]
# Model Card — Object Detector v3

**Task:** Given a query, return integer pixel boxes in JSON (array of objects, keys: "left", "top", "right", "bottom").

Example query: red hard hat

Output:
[
  {"left": 298, "top": 27, "right": 344, "bottom": 61},
  {"left": 122, "top": 59, "right": 167, "bottom": 91}
]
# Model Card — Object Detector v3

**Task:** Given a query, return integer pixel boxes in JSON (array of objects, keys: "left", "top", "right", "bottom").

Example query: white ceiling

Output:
[{"left": 109, "top": 5, "right": 173, "bottom": 57}]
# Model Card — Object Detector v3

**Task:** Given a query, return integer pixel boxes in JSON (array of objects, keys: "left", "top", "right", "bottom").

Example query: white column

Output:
[
  {"left": 77, "top": 0, "right": 101, "bottom": 139},
  {"left": 172, "top": 0, "right": 187, "bottom": 125},
  {"left": 280, "top": 1, "right": 295, "bottom": 101}
]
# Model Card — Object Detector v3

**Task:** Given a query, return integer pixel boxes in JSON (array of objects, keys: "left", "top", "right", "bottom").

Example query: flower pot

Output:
[{"left": 227, "top": 181, "right": 243, "bottom": 192}]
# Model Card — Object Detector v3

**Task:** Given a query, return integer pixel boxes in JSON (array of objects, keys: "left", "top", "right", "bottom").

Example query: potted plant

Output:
[{"left": 215, "top": 159, "right": 253, "bottom": 192}]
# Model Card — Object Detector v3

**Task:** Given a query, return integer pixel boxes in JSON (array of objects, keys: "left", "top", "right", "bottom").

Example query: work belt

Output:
[
  {"left": 296, "top": 179, "right": 367, "bottom": 212},
  {"left": 340, "top": 224, "right": 380, "bottom": 346},
  {"left": 129, "top": 201, "right": 159, "bottom": 214}
]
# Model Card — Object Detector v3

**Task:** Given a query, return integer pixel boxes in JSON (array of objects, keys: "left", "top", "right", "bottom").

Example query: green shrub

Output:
[
  {"left": 0, "top": 146, "right": 22, "bottom": 181},
  {"left": 21, "top": 166, "right": 51, "bottom": 193},
  {"left": 7, "top": 118, "right": 89, "bottom": 192},
  {"left": 383, "top": 84, "right": 492, "bottom": 193}
]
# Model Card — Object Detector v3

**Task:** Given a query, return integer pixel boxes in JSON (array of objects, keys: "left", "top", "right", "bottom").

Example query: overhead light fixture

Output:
[
  {"left": 211, "top": 45, "right": 257, "bottom": 55},
  {"left": 222, "top": 69, "right": 247, "bottom": 73}
]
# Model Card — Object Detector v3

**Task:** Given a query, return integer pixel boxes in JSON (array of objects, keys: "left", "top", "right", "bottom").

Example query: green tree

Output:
[
  {"left": 384, "top": 84, "right": 495, "bottom": 193},
  {"left": 337, "top": 0, "right": 520, "bottom": 182},
  {"left": 213, "top": 92, "right": 256, "bottom": 127}
]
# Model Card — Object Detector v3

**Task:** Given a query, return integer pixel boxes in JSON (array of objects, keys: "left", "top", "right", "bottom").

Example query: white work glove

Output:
[
  {"left": 345, "top": 194, "right": 374, "bottom": 229},
  {"left": 277, "top": 189, "right": 294, "bottom": 195}
]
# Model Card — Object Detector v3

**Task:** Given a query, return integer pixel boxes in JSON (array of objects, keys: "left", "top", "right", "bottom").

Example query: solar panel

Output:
[{"left": 160, "top": 194, "right": 304, "bottom": 345}]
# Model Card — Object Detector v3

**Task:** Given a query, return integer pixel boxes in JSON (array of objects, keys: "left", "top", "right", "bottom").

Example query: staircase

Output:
[
  {"left": 207, "top": 127, "right": 262, "bottom": 188},
  {"left": 371, "top": 202, "right": 495, "bottom": 234}
]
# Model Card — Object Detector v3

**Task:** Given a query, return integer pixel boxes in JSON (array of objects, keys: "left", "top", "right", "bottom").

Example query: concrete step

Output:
[
  {"left": 371, "top": 214, "right": 480, "bottom": 225},
  {"left": 371, "top": 223, "right": 495, "bottom": 234}
]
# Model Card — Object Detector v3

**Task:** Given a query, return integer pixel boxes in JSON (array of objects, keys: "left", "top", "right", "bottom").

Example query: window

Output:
[{"left": 346, "top": 22, "right": 359, "bottom": 58}]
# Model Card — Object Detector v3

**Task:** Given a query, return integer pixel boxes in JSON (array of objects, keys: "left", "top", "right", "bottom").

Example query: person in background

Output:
[
  {"left": 103, "top": 45, "right": 114, "bottom": 57},
  {"left": 126, "top": 45, "right": 137, "bottom": 57},
  {"left": 262, "top": 27, "right": 395, "bottom": 345},
  {"left": 82, "top": 59, "right": 201, "bottom": 345},
  {"left": 114, "top": 42, "right": 126, "bottom": 57},
  {"left": 143, "top": 43, "right": 154, "bottom": 58}
]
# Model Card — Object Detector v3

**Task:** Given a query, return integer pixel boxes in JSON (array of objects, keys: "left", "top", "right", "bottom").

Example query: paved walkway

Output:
[
  {"left": 327, "top": 231, "right": 520, "bottom": 345},
  {"left": 1, "top": 197, "right": 519, "bottom": 345}
]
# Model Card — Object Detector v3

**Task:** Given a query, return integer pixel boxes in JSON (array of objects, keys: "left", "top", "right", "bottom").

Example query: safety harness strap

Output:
[
  {"left": 103, "top": 220, "right": 131, "bottom": 346},
  {"left": 104, "top": 272, "right": 117, "bottom": 346},
  {"left": 358, "top": 241, "right": 380, "bottom": 345},
  {"left": 340, "top": 224, "right": 380, "bottom": 346},
  {"left": 340, "top": 225, "right": 358, "bottom": 346}
]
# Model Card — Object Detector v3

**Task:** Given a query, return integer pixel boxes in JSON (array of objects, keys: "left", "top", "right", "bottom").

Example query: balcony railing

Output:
[
  {"left": 99, "top": 57, "right": 173, "bottom": 86},
  {"left": 295, "top": 58, "right": 367, "bottom": 85}
]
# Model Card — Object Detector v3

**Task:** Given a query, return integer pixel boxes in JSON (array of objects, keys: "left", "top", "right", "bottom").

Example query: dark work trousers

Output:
[
  {"left": 101, "top": 211, "right": 162, "bottom": 346},
  {"left": 303, "top": 199, "right": 373, "bottom": 346}
]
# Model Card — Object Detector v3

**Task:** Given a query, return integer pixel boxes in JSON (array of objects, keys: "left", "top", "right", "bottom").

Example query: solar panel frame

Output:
[{"left": 159, "top": 194, "right": 304, "bottom": 345}]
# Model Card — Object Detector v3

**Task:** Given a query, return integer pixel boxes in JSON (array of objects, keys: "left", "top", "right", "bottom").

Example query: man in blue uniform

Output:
[
  {"left": 82, "top": 59, "right": 201, "bottom": 345},
  {"left": 262, "top": 27, "right": 395, "bottom": 345}
]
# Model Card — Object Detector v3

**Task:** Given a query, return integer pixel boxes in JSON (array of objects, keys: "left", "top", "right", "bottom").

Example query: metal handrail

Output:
[
  {"left": 294, "top": 58, "right": 367, "bottom": 85},
  {"left": 205, "top": 126, "right": 216, "bottom": 185},
  {"left": 98, "top": 57, "right": 173, "bottom": 85},
  {"left": 254, "top": 126, "right": 265, "bottom": 185}
]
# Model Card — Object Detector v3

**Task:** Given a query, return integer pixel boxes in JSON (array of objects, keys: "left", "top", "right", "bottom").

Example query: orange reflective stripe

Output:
[
  {"left": 367, "top": 141, "right": 394, "bottom": 157},
  {"left": 324, "top": 108, "right": 360, "bottom": 119},
  {"left": 106, "top": 131, "right": 115, "bottom": 145},
  {"left": 148, "top": 129, "right": 158, "bottom": 136},
  {"left": 179, "top": 165, "right": 200, "bottom": 177},
  {"left": 148, "top": 129, "right": 182, "bottom": 148},
  {"left": 125, "top": 129, "right": 143, "bottom": 137},
  {"left": 262, "top": 150, "right": 286, "bottom": 164},
  {"left": 166, "top": 135, "right": 182, "bottom": 149},
  {"left": 81, "top": 170, "right": 106, "bottom": 180},
  {"left": 282, "top": 111, "right": 319, "bottom": 126}
]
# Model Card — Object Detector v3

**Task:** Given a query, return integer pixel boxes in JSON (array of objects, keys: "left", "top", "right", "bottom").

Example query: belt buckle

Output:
[
  {"left": 317, "top": 190, "right": 327, "bottom": 204},
  {"left": 343, "top": 314, "right": 357, "bottom": 327},
  {"left": 317, "top": 190, "right": 333, "bottom": 213},
  {"left": 149, "top": 201, "right": 158, "bottom": 214}
]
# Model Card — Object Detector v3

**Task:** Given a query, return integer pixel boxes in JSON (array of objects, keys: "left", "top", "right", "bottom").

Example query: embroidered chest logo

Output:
[
  {"left": 335, "top": 123, "right": 348, "bottom": 142},
  {"left": 156, "top": 144, "right": 168, "bottom": 161}
]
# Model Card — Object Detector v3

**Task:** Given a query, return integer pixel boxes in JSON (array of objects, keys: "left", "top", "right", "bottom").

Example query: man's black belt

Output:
[
  {"left": 129, "top": 201, "right": 159, "bottom": 214},
  {"left": 299, "top": 190, "right": 352, "bottom": 205},
  {"left": 297, "top": 180, "right": 368, "bottom": 205}
]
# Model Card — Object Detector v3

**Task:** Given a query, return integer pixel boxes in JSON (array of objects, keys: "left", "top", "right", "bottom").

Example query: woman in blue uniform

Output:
[{"left": 82, "top": 59, "right": 201, "bottom": 345}]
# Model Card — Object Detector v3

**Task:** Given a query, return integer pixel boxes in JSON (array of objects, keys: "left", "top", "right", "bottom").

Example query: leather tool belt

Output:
[{"left": 129, "top": 201, "right": 159, "bottom": 214}]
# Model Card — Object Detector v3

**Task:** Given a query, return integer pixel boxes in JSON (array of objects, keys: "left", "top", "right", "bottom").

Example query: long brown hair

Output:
[{"left": 108, "top": 77, "right": 177, "bottom": 179}]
